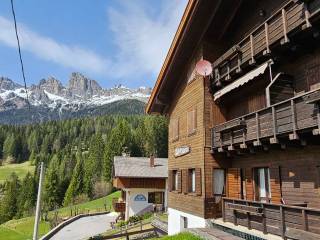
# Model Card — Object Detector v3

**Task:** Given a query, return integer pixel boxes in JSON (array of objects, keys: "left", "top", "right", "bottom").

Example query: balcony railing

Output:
[
  {"left": 222, "top": 197, "right": 320, "bottom": 239},
  {"left": 213, "top": 0, "right": 320, "bottom": 85},
  {"left": 212, "top": 89, "right": 320, "bottom": 151},
  {"left": 112, "top": 198, "right": 126, "bottom": 213}
]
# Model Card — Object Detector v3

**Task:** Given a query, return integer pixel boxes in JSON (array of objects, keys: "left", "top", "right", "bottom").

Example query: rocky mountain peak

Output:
[
  {"left": 68, "top": 72, "right": 102, "bottom": 97},
  {"left": 0, "top": 77, "right": 23, "bottom": 91},
  {"left": 38, "top": 77, "right": 64, "bottom": 95}
]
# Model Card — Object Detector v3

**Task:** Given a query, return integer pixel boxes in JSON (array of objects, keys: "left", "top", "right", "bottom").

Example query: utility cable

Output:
[{"left": 10, "top": 0, "right": 30, "bottom": 109}]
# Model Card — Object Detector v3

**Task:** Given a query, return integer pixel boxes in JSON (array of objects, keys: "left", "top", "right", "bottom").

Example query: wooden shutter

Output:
[
  {"left": 182, "top": 169, "right": 188, "bottom": 194},
  {"left": 270, "top": 166, "right": 282, "bottom": 203},
  {"left": 177, "top": 170, "right": 182, "bottom": 193},
  {"left": 172, "top": 118, "right": 179, "bottom": 140},
  {"left": 227, "top": 168, "right": 241, "bottom": 198},
  {"left": 196, "top": 168, "right": 202, "bottom": 196},
  {"left": 168, "top": 170, "right": 173, "bottom": 192},
  {"left": 245, "top": 168, "right": 254, "bottom": 200},
  {"left": 187, "top": 108, "right": 197, "bottom": 134}
]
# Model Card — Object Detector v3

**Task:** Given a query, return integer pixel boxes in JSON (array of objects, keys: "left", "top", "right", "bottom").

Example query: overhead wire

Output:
[{"left": 10, "top": 0, "right": 30, "bottom": 109}]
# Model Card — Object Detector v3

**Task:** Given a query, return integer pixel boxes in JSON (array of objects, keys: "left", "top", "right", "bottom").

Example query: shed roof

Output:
[{"left": 113, "top": 156, "right": 168, "bottom": 178}]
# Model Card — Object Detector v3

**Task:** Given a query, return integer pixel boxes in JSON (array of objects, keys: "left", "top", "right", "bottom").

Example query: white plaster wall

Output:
[
  {"left": 128, "top": 189, "right": 152, "bottom": 218},
  {"left": 168, "top": 208, "right": 206, "bottom": 235},
  {"left": 126, "top": 188, "right": 166, "bottom": 219}
]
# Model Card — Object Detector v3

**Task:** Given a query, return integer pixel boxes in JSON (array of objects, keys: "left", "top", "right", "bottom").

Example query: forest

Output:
[{"left": 0, "top": 115, "right": 168, "bottom": 224}]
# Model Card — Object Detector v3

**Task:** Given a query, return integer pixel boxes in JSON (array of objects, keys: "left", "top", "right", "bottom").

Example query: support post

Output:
[
  {"left": 33, "top": 162, "right": 45, "bottom": 240},
  {"left": 281, "top": 9, "right": 289, "bottom": 44},
  {"left": 264, "top": 23, "right": 271, "bottom": 55},
  {"left": 280, "top": 205, "right": 286, "bottom": 239},
  {"left": 289, "top": 100, "right": 299, "bottom": 140},
  {"left": 270, "top": 106, "right": 279, "bottom": 144},
  {"left": 254, "top": 112, "right": 261, "bottom": 146},
  {"left": 249, "top": 35, "right": 256, "bottom": 65}
]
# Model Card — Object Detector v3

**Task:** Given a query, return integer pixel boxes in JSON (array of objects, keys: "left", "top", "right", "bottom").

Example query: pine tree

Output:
[
  {"left": 2, "top": 134, "right": 17, "bottom": 163},
  {"left": 63, "top": 152, "right": 84, "bottom": 206},
  {"left": 0, "top": 173, "right": 20, "bottom": 223},
  {"left": 17, "top": 172, "right": 36, "bottom": 217}
]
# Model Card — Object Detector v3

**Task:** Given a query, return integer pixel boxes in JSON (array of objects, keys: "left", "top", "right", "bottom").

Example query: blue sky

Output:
[{"left": 0, "top": 0, "right": 187, "bottom": 88}]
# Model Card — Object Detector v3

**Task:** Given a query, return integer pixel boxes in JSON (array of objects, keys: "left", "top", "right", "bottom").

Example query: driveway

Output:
[{"left": 50, "top": 212, "right": 118, "bottom": 240}]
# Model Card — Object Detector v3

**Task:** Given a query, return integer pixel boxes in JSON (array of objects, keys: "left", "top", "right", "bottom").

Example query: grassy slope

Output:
[
  {"left": 0, "top": 191, "right": 120, "bottom": 240},
  {"left": 154, "top": 232, "right": 203, "bottom": 240},
  {"left": 0, "top": 161, "right": 35, "bottom": 183}
]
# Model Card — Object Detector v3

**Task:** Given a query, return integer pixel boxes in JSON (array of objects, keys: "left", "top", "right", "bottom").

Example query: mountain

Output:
[{"left": 0, "top": 73, "right": 151, "bottom": 125}]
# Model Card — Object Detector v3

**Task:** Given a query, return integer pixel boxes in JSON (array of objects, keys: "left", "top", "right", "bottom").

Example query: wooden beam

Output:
[
  {"left": 289, "top": 100, "right": 299, "bottom": 140},
  {"left": 270, "top": 106, "right": 278, "bottom": 144},
  {"left": 253, "top": 112, "right": 261, "bottom": 146},
  {"left": 264, "top": 23, "right": 271, "bottom": 55},
  {"left": 302, "top": 3, "right": 312, "bottom": 30},
  {"left": 249, "top": 34, "right": 256, "bottom": 65},
  {"left": 281, "top": 9, "right": 290, "bottom": 45}
]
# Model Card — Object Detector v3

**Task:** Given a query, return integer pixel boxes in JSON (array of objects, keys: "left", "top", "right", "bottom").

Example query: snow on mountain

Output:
[{"left": 0, "top": 73, "right": 151, "bottom": 112}]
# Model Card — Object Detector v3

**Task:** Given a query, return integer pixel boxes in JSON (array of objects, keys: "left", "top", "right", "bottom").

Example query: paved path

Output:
[
  {"left": 188, "top": 228, "right": 243, "bottom": 240},
  {"left": 50, "top": 213, "right": 117, "bottom": 240}
]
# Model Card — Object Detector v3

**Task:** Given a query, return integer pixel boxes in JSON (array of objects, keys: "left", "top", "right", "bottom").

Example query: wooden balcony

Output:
[
  {"left": 112, "top": 198, "right": 126, "bottom": 213},
  {"left": 213, "top": 0, "right": 320, "bottom": 85},
  {"left": 222, "top": 197, "right": 320, "bottom": 239},
  {"left": 212, "top": 89, "right": 320, "bottom": 151}
]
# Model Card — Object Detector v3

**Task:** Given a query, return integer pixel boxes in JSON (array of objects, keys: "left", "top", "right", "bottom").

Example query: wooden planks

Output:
[{"left": 212, "top": 90, "right": 320, "bottom": 149}]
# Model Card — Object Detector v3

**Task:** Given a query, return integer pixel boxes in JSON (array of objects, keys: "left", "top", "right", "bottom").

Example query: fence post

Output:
[
  {"left": 222, "top": 198, "right": 226, "bottom": 222},
  {"left": 280, "top": 205, "right": 285, "bottom": 239}
]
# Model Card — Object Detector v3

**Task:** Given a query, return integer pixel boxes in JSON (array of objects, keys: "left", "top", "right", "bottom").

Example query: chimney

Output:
[{"left": 150, "top": 155, "right": 155, "bottom": 168}]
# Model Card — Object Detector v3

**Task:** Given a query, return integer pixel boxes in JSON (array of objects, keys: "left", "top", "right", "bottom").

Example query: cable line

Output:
[{"left": 10, "top": 0, "right": 30, "bottom": 108}]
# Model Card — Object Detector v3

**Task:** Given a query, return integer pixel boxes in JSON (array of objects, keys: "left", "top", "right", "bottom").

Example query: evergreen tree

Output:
[
  {"left": 2, "top": 134, "right": 17, "bottom": 163},
  {"left": 0, "top": 173, "right": 20, "bottom": 223},
  {"left": 17, "top": 172, "right": 36, "bottom": 217},
  {"left": 63, "top": 153, "right": 84, "bottom": 206}
]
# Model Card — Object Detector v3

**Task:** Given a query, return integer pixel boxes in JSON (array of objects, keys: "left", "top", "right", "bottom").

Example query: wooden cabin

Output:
[
  {"left": 147, "top": 0, "right": 320, "bottom": 238},
  {"left": 112, "top": 156, "right": 168, "bottom": 221}
]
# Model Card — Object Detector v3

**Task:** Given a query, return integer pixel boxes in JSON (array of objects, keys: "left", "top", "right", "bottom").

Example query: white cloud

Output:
[
  {"left": 107, "top": 0, "right": 187, "bottom": 79},
  {"left": 0, "top": 16, "right": 109, "bottom": 74}
]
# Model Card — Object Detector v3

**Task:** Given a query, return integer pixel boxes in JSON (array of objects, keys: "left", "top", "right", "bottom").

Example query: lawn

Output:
[
  {"left": 0, "top": 161, "right": 35, "bottom": 183},
  {"left": 154, "top": 232, "right": 203, "bottom": 240},
  {"left": 0, "top": 191, "right": 120, "bottom": 240}
]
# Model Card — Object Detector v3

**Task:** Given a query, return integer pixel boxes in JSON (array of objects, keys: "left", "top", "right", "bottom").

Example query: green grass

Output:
[
  {"left": 154, "top": 232, "right": 203, "bottom": 240},
  {"left": 0, "top": 191, "right": 120, "bottom": 240},
  {"left": 0, "top": 161, "right": 35, "bottom": 183}
]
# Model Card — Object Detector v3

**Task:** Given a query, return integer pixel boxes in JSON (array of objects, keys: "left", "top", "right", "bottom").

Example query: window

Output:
[
  {"left": 180, "top": 216, "right": 188, "bottom": 230},
  {"left": 148, "top": 192, "right": 164, "bottom": 204},
  {"left": 171, "top": 118, "right": 179, "bottom": 141},
  {"left": 172, "top": 170, "right": 178, "bottom": 191},
  {"left": 213, "top": 169, "right": 225, "bottom": 203},
  {"left": 189, "top": 169, "right": 196, "bottom": 193},
  {"left": 254, "top": 167, "right": 271, "bottom": 202},
  {"left": 187, "top": 108, "right": 197, "bottom": 135}
]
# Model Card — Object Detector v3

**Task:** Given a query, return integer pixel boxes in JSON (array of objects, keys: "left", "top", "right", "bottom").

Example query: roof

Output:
[
  {"left": 113, "top": 156, "right": 168, "bottom": 178},
  {"left": 145, "top": 0, "right": 197, "bottom": 114}
]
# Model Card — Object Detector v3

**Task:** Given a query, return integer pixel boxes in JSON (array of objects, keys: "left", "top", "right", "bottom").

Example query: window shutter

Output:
[
  {"left": 172, "top": 118, "right": 179, "bottom": 140},
  {"left": 245, "top": 168, "right": 254, "bottom": 200},
  {"left": 196, "top": 168, "right": 202, "bottom": 196},
  {"left": 182, "top": 169, "right": 188, "bottom": 194},
  {"left": 270, "top": 166, "right": 282, "bottom": 203},
  {"left": 168, "top": 170, "right": 173, "bottom": 192},
  {"left": 193, "top": 108, "right": 197, "bottom": 131},
  {"left": 227, "top": 168, "right": 241, "bottom": 198},
  {"left": 177, "top": 170, "right": 182, "bottom": 193},
  {"left": 187, "top": 108, "right": 197, "bottom": 134}
]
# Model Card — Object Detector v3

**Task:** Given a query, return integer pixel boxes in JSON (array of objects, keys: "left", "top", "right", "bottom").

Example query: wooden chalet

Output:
[
  {"left": 112, "top": 156, "right": 168, "bottom": 221},
  {"left": 147, "top": 0, "right": 320, "bottom": 238}
]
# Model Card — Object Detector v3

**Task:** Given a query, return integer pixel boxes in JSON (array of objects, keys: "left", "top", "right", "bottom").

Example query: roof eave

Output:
[{"left": 145, "top": 0, "right": 198, "bottom": 114}]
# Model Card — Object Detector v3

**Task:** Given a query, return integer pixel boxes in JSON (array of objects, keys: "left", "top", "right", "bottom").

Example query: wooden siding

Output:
[
  {"left": 113, "top": 177, "right": 166, "bottom": 189},
  {"left": 230, "top": 146, "right": 320, "bottom": 208},
  {"left": 167, "top": 69, "right": 206, "bottom": 217}
]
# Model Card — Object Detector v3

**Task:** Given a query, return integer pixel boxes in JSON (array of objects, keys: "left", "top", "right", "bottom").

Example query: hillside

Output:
[{"left": 0, "top": 161, "right": 35, "bottom": 183}]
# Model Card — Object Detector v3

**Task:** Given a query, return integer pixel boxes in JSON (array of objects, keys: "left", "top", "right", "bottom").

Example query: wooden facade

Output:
[
  {"left": 147, "top": 0, "right": 320, "bottom": 238},
  {"left": 113, "top": 177, "right": 166, "bottom": 190}
]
